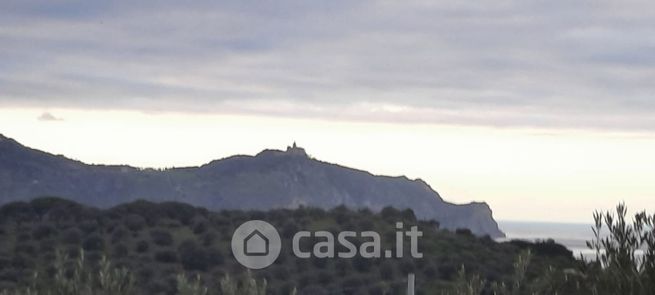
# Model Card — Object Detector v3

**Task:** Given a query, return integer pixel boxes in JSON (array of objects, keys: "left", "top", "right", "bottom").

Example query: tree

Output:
[
  {"left": 585, "top": 203, "right": 655, "bottom": 294},
  {"left": 178, "top": 239, "right": 210, "bottom": 271},
  {"left": 150, "top": 229, "right": 174, "bottom": 246}
]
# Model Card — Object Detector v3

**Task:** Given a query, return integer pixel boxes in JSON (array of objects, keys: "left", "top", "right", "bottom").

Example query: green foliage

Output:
[
  {"left": 97, "top": 255, "right": 135, "bottom": 294},
  {"left": 444, "top": 266, "right": 486, "bottom": 295},
  {"left": 176, "top": 274, "right": 208, "bottom": 295},
  {"left": 0, "top": 197, "right": 579, "bottom": 294},
  {"left": 490, "top": 250, "right": 532, "bottom": 295},
  {"left": 220, "top": 271, "right": 267, "bottom": 295},
  {"left": 443, "top": 203, "right": 655, "bottom": 295},
  {"left": 585, "top": 203, "right": 655, "bottom": 295},
  {"left": 0, "top": 249, "right": 134, "bottom": 295}
]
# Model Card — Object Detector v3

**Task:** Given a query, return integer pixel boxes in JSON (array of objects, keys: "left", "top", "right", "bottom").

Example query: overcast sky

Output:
[
  {"left": 1, "top": 1, "right": 655, "bottom": 222},
  {"left": 3, "top": 0, "right": 655, "bottom": 130}
]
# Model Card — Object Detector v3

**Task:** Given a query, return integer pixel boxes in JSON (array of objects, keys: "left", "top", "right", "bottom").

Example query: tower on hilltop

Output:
[{"left": 286, "top": 141, "right": 307, "bottom": 156}]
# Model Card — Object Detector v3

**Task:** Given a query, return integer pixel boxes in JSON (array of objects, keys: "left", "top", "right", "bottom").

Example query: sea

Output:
[{"left": 496, "top": 221, "right": 599, "bottom": 260}]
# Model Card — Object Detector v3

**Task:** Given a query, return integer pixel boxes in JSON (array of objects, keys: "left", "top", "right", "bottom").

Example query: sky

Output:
[{"left": 1, "top": 0, "right": 655, "bottom": 222}]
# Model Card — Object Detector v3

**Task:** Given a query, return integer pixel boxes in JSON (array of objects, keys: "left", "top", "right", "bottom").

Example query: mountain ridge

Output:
[{"left": 0, "top": 134, "right": 504, "bottom": 237}]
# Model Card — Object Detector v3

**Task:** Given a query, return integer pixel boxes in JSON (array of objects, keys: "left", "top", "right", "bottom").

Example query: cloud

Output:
[
  {"left": 2, "top": 1, "right": 655, "bottom": 131},
  {"left": 37, "top": 112, "right": 63, "bottom": 122}
]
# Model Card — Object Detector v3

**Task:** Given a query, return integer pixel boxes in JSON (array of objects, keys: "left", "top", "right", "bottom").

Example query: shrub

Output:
[
  {"left": 111, "top": 226, "right": 130, "bottom": 244},
  {"left": 401, "top": 208, "right": 417, "bottom": 222},
  {"left": 455, "top": 228, "right": 473, "bottom": 236},
  {"left": 82, "top": 234, "right": 105, "bottom": 251},
  {"left": 14, "top": 243, "right": 37, "bottom": 255},
  {"left": 206, "top": 247, "right": 224, "bottom": 266},
  {"left": 0, "top": 202, "right": 35, "bottom": 224},
  {"left": 17, "top": 232, "right": 31, "bottom": 242},
  {"left": 380, "top": 206, "right": 400, "bottom": 221},
  {"left": 379, "top": 261, "right": 395, "bottom": 280},
  {"left": 32, "top": 224, "right": 57, "bottom": 240},
  {"left": 136, "top": 240, "right": 150, "bottom": 253},
  {"left": 316, "top": 271, "right": 334, "bottom": 286},
  {"left": 445, "top": 266, "right": 486, "bottom": 295},
  {"left": 423, "top": 265, "right": 438, "bottom": 279},
  {"left": 219, "top": 272, "right": 268, "bottom": 295},
  {"left": 113, "top": 243, "right": 129, "bottom": 258},
  {"left": 11, "top": 254, "right": 35, "bottom": 269},
  {"left": 299, "top": 285, "right": 327, "bottom": 295},
  {"left": 201, "top": 231, "right": 217, "bottom": 247},
  {"left": 124, "top": 214, "right": 147, "bottom": 232},
  {"left": 39, "top": 239, "right": 57, "bottom": 254},
  {"left": 79, "top": 219, "right": 99, "bottom": 234},
  {"left": 60, "top": 228, "right": 83, "bottom": 245},
  {"left": 192, "top": 218, "right": 209, "bottom": 235},
  {"left": 353, "top": 256, "right": 372, "bottom": 272},
  {"left": 154, "top": 250, "right": 178, "bottom": 263},
  {"left": 176, "top": 274, "right": 208, "bottom": 295},
  {"left": 178, "top": 239, "right": 209, "bottom": 271},
  {"left": 585, "top": 203, "right": 655, "bottom": 294},
  {"left": 150, "top": 229, "right": 174, "bottom": 246}
]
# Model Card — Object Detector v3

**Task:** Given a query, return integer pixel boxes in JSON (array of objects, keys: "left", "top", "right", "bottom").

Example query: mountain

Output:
[{"left": 0, "top": 134, "right": 504, "bottom": 237}]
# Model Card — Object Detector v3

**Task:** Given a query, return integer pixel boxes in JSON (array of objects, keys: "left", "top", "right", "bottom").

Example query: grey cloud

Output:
[
  {"left": 1, "top": 1, "right": 655, "bottom": 131},
  {"left": 38, "top": 112, "right": 63, "bottom": 122}
]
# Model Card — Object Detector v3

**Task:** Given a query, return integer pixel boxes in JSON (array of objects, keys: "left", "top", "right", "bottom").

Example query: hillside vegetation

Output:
[{"left": 0, "top": 198, "right": 575, "bottom": 294}]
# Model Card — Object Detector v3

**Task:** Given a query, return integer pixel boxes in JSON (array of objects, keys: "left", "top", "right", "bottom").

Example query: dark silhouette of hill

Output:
[{"left": 0, "top": 134, "right": 504, "bottom": 237}]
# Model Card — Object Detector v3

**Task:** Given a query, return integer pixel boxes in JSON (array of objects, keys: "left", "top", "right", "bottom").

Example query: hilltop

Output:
[{"left": 0, "top": 134, "right": 503, "bottom": 237}]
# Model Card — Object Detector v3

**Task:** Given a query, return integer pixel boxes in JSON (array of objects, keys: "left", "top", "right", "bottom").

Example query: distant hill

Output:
[{"left": 0, "top": 134, "right": 504, "bottom": 237}]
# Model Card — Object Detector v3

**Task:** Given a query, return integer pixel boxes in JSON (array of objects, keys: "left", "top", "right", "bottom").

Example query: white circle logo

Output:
[{"left": 231, "top": 220, "right": 281, "bottom": 269}]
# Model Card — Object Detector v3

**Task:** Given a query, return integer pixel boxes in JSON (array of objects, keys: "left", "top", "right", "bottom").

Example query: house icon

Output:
[
  {"left": 244, "top": 230, "right": 270, "bottom": 256},
  {"left": 232, "top": 220, "right": 281, "bottom": 269}
]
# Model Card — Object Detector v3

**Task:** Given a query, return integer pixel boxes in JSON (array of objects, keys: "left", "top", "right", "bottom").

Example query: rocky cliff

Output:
[{"left": 0, "top": 134, "right": 504, "bottom": 237}]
